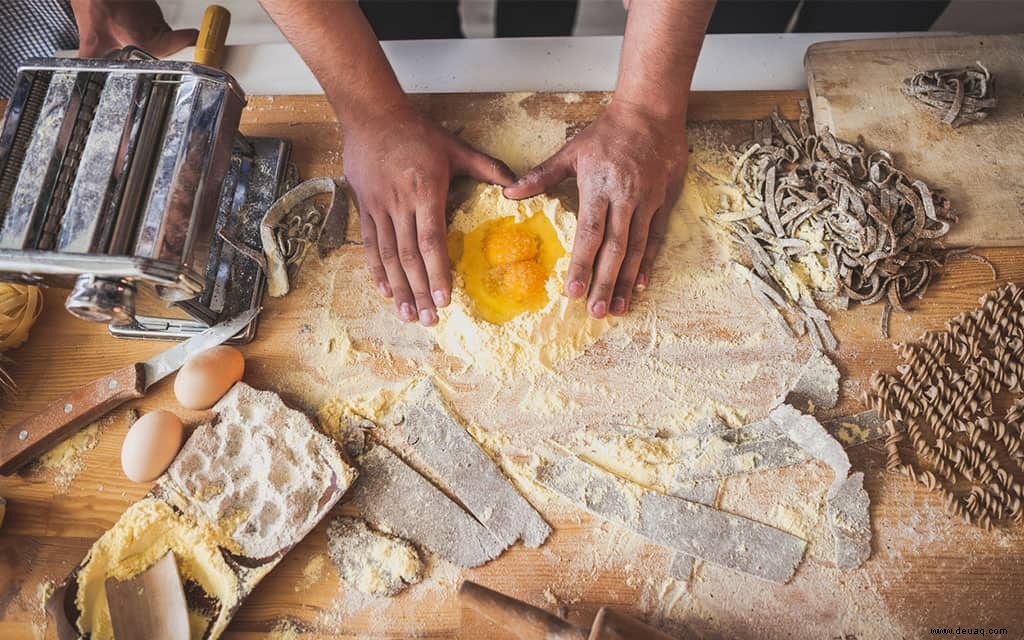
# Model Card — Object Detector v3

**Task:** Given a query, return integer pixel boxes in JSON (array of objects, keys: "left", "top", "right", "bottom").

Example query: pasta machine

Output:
[{"left": 0, "top": 48, "right": 290, "bottom": 341}]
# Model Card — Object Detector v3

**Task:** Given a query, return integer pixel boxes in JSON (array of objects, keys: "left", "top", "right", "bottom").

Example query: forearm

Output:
[
  {"left": 614, "top": 0, "right": 714, "bottom": 119},
  {"left": 259, "top": 0, "right": 410, "bottom": 128}
]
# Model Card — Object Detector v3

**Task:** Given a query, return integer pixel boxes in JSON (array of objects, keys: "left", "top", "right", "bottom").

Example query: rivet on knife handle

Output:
[{"left": 0, "top": 363, "right": 145, "bottom": 475}]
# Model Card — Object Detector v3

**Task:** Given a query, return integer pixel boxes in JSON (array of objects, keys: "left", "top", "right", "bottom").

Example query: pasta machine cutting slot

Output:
[{"left": 0, "top": 48, "right": 290, "bottom": 341}]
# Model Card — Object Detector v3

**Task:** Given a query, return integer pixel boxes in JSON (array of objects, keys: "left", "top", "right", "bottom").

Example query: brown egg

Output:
[
  {"left": 174, "top": 345, "right": 245, "bottom": 410},
  {"left": 121, "top": 410, "right": 184, "bottom": 482}
]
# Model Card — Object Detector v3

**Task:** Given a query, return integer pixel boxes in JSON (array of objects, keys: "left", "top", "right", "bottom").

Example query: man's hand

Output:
[
  {"left": 345, "top": 105, "right": 514, "bottom": 326},
  {"left": 259, "top": 1, "right": 515, "bottom": 326},
  {"left": 504, "top": 101, "right": 686, "bottom": 318},
  {"left": 507, "top": 0, "right": 712, "bottom": 320},
  {"left": 71, "top": 0, "right": 198, "bottom": 58}
]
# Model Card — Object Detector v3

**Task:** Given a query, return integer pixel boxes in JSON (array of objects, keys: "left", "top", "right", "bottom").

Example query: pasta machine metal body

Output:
[{"left": 0, "top": 49, "right": 289, "bottom": 341}]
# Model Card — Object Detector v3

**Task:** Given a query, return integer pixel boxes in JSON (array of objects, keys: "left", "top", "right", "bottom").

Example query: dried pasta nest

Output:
[
  {"left": 902, "top": 63, "right": 997, "bottom": 128},
  {"left": 0, "top": 283, "right": 43, "bottom": 395},
  {"left": 711, "top": 100, "right": 974, "bottom": 345},
  {"left": 867, "top": 283, "right": 1024, "bottom": 529}
]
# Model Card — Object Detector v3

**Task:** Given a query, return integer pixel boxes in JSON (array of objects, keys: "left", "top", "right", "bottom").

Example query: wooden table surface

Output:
[{"left": 1, "top": 91, "right": 1022, "bottom": 639}]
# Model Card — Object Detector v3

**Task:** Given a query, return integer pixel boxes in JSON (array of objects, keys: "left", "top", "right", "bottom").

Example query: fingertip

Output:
[
  {"left": 419, "top": 308, "right": 438, "bottom": 326},
  {"left": 432, "top": 289, "right": 450, "bottom": 307},
  {"left": 478, "top": 161, "right": 515, "bottom": 188},
  {"left": 456, "top": 146, "right": 516, "bottom": 187},
  {"left": 635, "top": 272, "right": 649, "bottom": 292},
  {"left": 610, "top": 296, "right": 628, "bottom": 316},
  {"left": 565, "top": 279, "right": 586, "bottom": 299},
  {"left": 589, "top": 299, "right": 608, "bottom": 319},
  {"left": 398, "top": 302, "right": 416, "bottom": 323},
  {"left": 502, "top": 179, "right": 536, "bottom": 200},
  {"left": 378, "top": 281, "right": 393, "bottom": 298},
  {"left": 491, "top": 160, "right": 517, "bottom": 187}
]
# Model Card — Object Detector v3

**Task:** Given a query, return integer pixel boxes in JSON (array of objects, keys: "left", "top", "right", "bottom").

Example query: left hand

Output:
[
  {"left": 71, "top": 0, "right": 198, "bottom": 58},
  {"left": 503, "top": 99, "right": 687, "bottom": 319}
]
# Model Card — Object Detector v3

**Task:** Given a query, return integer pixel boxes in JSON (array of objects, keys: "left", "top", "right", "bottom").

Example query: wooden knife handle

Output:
[{"left": 0, "top": 364, "right": 145, "bottom": 475}]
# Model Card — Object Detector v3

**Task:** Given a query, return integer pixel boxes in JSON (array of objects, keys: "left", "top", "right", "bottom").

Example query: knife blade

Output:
[
  {"left": 140, "top": 309, "right": 257, "bottom": 391},
  {"left": 0, "top": 309, "right": 259, "bottom": 475}
]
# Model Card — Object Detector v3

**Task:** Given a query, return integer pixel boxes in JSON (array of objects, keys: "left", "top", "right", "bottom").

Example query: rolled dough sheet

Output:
[
  {"left": 771, "top": 404, "right": 872, "bottom": 570},
  {"left": 666, "top": 479, "right": 720, "bottom": 582},
  {"left": 537, "top": 456, "right": 807, "bottom": 584},
  {"left": 772, "top": 404, "right": 850, "bottom": 495},
  {"left": 672, "top": 416, "right": 809, "bottom": 484},
  {"left": 348, "top": 444, "right": 511, "bottom": 568},
  {"left": 395, "top": 379, "right": 551, "bottom": 548},
  {"left": 827, "top": 472, "right": 872, "bottom": 570},
  {"left": 669, "top": 553, "right": 697, "bottom": 583},
  {"left": 672, "top": 410, "right": 885, "bottom": 484},
  {"left": 784, "top": 350, "right": 840, "bottom": 411}
]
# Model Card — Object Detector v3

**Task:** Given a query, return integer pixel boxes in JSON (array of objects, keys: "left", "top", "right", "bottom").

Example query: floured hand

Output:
[
  {"left": 344, "top": 105, "right": 515, "bottom": 326},
  {"left": 503, "top": 100, "right": 687, "bottom": 319}
]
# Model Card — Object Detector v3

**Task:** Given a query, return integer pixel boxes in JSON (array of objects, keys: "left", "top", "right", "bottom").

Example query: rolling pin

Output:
[
  {"left": 459, "top": 581, "right": 587, "bottom": 640},
  {"left": 460, "top": 582, "right": 682, "bottom": 639},
  {"left": 194, "top": 5, "right": 230, "bottom": 68},
  {"left": 588, "top": 607, "right": 678, "bottom": 640}
]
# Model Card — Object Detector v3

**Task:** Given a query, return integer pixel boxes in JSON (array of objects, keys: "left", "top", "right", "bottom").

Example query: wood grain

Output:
[{"left": 0, "top": 91, "right": 1022, "bottom": 640}]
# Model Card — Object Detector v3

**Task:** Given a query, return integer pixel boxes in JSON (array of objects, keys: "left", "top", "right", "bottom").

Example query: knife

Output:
[{"left": 0, "top": 309, "right": 258, "bottom": 475}]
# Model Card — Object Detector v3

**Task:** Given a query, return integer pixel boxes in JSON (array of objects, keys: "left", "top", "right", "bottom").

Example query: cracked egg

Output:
[
  {"left": 448, "top": 213, "right": 565, "bottom": 324},
  {"left": 436, "top": 185, "right": 607, "bottom": 376}
]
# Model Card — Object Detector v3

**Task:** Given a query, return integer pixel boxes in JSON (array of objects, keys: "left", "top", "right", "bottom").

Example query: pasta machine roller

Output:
[{"left": 0, "top": 48, "right": 290, "bottom": 341}]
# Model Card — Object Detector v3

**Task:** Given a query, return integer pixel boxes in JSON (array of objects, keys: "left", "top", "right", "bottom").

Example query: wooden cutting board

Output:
[{"left": 805, "top": 34, "right": 1024, "bottom": 248}]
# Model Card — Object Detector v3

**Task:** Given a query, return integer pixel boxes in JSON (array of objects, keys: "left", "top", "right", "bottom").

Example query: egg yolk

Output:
[
  {"left": 488, "top": 261, "right": 549, "bottom": 302},
  {"left": 449, "top": 213, "right": 564, "bottom": 324},
  {"left": 484, "top": 227, "right": 540, "bottom": 265}
]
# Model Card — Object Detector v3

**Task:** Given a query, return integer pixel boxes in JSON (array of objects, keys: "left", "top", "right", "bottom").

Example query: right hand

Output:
[{"left": 344, "top": 104, "right": 515, "bottom": 326}]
